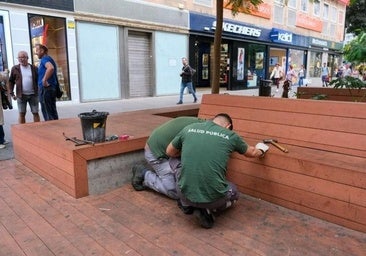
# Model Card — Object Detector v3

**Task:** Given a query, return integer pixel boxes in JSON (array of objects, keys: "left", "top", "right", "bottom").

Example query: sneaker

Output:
[
  {"left": 177, "top": 200, "right": 194, "bottom": 215},
  {"left": 3, "top": 140, "right": 9, "bottom": 145},
  {"left": 193, "top": 99, "right": 197, "bottom": 103},
  {"left": 0, "top": 144, "right": 5, "bottom": 149},
  {"left": 176, "top": 101, "right": 183, "bottom": 105},
  {"left": 131, "top": 164, "right": 147, "bottom": 191},
  {"left": 193, "top": 208, "right": 214, "bottom": 229}
]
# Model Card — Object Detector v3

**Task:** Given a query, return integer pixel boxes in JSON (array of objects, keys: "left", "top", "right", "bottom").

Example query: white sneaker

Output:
[{"left": 0, "top": 144, "right": 5, "bottom": 149}]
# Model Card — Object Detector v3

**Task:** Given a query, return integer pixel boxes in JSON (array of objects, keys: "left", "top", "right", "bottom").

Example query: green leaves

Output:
[
  {"left": 343, "top": 32, "right": 366, "bottom": 64},
  {"left": 330, "top": 76, "right": 366, "bottom": 90}
]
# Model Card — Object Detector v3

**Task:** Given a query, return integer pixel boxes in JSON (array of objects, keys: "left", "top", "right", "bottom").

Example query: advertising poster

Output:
[
  {"left": 237, "top": 48, "right": 244, "bottom": 80},
  {"left": 255, "top": 52, "right": 264, "bottom": 69}
]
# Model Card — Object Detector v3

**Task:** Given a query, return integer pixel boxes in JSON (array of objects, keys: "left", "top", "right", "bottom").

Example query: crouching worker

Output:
[
  {"left": 131, "top": 116, "right": 204, "bottom": 199},
  {"left": 166, "top": 113, "right": 269, "bottom": 228}
]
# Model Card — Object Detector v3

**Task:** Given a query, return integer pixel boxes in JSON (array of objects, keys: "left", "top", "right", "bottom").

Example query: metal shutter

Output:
[{"left": 128, "top": 31, "right": 152, "bottom": 97}]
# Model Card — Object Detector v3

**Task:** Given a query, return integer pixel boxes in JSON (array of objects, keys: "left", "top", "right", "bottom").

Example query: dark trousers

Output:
[
  {"left": 39, "top": 86, "right": 59, "bottom": 121},
  {"left": 0, "top": 125, "right": 4, "bottom": 144}
]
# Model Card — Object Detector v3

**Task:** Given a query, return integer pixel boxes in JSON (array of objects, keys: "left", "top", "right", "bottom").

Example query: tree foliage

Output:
[
  {"left": 343, "top": 32, "right": 366, "bottom": 64},
  {"left": 345, "top": 0, "right": 366, "bottom": 36}
]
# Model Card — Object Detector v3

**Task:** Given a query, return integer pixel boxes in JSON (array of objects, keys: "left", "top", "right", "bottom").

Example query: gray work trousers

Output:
[
  {"left": 175, "top": 167, "right": 239, "bottom": 211},
  {"left": 143, "top": 146, "right": 179, "bottom": 199}
]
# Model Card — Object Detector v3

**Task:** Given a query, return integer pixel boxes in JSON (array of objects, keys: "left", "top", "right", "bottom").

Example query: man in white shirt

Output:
[{"left": 8, "top": 51, "right": 40, "bottom": 123}]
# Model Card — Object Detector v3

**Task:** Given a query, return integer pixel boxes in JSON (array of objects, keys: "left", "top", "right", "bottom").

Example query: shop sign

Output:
[
  {"left": 310, "top": 38, "right": 329, "bottom": 48},
  {"left": 212, "top": 21, "right": 261, "bottom": 38},
  {"left": 270, "top": 28, "right": 293, "bottom": 44},
  {"left": 337, "top": 0, "right": 350, "bottom": 5},
  {"left": 296, "top": 13, "right": 322, "bottom": 32}
]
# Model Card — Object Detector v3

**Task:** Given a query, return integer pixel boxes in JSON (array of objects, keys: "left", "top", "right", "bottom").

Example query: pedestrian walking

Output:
[{"left": 176, "top": 57, "right": 197, "bottom": 104}]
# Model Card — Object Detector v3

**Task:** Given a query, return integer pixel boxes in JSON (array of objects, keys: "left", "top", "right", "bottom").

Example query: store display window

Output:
[
  {"left": 309, "top": 51, "right": 322, "bottom": 77},
  {"left": 248, "top": 44, "right": 266, "bottom": 87},
  {"left": 28, "top": 14, "right": 70, "bottom": 101},
  {"left": 0, "top": 15, "right": 9, "bottom": 72}
]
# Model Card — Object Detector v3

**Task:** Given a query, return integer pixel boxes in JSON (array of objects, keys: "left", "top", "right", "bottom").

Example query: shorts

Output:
[{"left": 17, "top": 94, "right": 39, "bottom": 114}]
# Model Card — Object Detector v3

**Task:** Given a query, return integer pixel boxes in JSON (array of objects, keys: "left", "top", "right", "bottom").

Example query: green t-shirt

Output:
[
  {"left": 172, "top": 121, "right": 248, "bottom": 203},
  {"left": 147, "top": 116, "right": 204, "bottom": 159}
]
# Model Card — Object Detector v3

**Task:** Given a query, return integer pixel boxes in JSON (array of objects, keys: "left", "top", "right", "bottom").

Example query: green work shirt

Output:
[
  {"left": 147, "top": 116, "right": 204, "bottom": 159},
  {"left": 172, "top": 121, "right": 248, "bottom": 203}
]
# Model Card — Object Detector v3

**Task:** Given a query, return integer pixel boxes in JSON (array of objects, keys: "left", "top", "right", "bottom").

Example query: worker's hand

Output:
[{"left": 255, "top": 142, "right": 269, "bottom": 157}]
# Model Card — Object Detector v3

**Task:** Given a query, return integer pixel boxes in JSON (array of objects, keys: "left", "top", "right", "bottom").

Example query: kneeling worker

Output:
[
  {"left": 131, "top": 116, "right": 204, "bottom": 199},
  {"left": 166, "top": 113, "right": 269, "bottom": 228}
]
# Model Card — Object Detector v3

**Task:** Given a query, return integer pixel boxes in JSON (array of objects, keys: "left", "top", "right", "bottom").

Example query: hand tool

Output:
[
  {"left": 63, "top": 132, "right": 95, "bottom": 146},
  {"left": 263, "top": 139, "right": 289, "bottom": 153}
]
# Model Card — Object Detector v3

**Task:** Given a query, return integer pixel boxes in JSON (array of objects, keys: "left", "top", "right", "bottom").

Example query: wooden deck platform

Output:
[
  {"left": 1, "top": 159, "right": 365, "bottom": 255},
  {"left": 11, "top": 105, "right": 199, "bottom": 198}
]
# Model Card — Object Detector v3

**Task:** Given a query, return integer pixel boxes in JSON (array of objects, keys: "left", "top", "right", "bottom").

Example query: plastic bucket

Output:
[{"left": 78, "top": 110, "right": 109, "bottom": 143}]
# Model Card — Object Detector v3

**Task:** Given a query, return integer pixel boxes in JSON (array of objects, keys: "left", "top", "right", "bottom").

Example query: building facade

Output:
[
  {"left": 184, "top": 0, "right": 346, "bottom": 90},
  {"left": 0, "top": 0, "right": 348, "bottom": 102}
]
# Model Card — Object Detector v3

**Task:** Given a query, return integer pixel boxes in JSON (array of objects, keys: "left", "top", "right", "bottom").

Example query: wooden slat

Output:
[
  {"left": 199, "top": 94, "right": 366, "bottom": 233},
  {"left": 200, "top": 93, "right": 366, "bottom": 118},
  {"left": 11, "top": 106, "right": 197, "bottom": 198},
  {"left": 198, "top": 95, "right": 366, "bottom": 157},
  {"left": 297, "top": 87, "right": 366, "bottom": 102}
]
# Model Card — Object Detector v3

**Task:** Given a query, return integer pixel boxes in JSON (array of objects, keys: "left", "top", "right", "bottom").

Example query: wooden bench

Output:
[
  {"left": 12, "top": 105, "right": 199, "bottom": 199},
  {"left": 198, "top": 94, "right": 366, "bottom": 233},
  {"left": 297, "top": 87, "right": 366, "bottom": 102}
]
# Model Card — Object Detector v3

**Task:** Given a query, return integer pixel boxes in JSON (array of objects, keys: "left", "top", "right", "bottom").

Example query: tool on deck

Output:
[
  {"left": 63, "top": 132, "right": 95, "bottom": 146},
  {"left": 263, "top": 139, "right": 289, "bottom": 153}
]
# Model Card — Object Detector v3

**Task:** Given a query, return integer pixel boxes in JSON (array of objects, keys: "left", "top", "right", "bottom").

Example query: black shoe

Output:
[
  {"left": 177, "top": 200, "right": 194, "bottom": 215},
  {"left": 131, "top": 164, "right": 147, "bottom": 191},
  {"left": 176, "top": 101, "right": 183, "bottom": 105},
  {"left": 193, "top": 99, "right": 197, "bottom": 103},
  {"left": 194, "top": 208, "right": 214, "bottom": 229}
]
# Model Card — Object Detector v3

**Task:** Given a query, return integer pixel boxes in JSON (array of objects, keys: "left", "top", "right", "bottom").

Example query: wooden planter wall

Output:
[{"left": 297, "top": 87, "right": 366, "bottom": 102}]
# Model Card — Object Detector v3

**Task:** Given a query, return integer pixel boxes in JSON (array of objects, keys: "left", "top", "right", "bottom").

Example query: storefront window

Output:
[
  {"left": 328, "top": 54, "right": 341, "bottom": 77},
  {"left": 269, "top": 47, "right": 286, "bottom": 77},
  {"left": 309, "top": 51, "right": 322, "bottom": 77},
  {"left": 219, "top": 43, "right": 229, "bottom": 85},
  {"left": 288, "top": 49, "right": 305, "bottom": 74},
  {"left": 248, "top": 44, "right": 266, "bottom": 87},
  {"left": 0, "top": 14, "right": 9, "bottom": 71},
  {"left": 28, "top": 14, "right": 70, "bottom": 101}
]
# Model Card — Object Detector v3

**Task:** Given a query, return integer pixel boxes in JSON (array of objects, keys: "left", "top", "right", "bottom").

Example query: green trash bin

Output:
[
  {"left": 259, "top": 79, "right": 272, "bottom": 97},
  {"left": 78, "top": 110, "right": 109, "bottom": 143}
]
